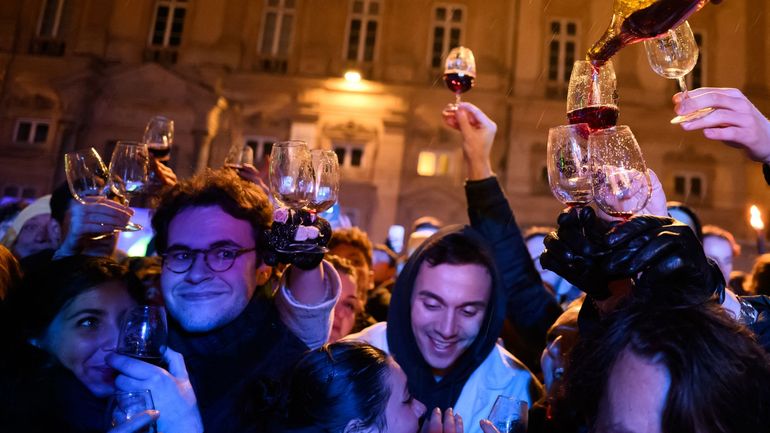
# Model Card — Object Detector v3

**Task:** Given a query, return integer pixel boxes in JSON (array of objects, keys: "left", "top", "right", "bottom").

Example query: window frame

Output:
[
  {"left": 333, "top": 142, "right": 367, "bottom": 169},
  {"left": 429, "top": 3, "right": 467, "bottom": 69},
  {"left": 546, "top": 17, "right": 580, "bottom": 94},
  {"left": 244, "top": 135, "right": 278, "bottom": 162},
  {"left": 36, "top": 0, "right": 66, "bottom": 38},
  {"left": 257, "top": 0, "right": 296, "bottom": 58},
  {"left": 672, "top": 171, "right": 707, "bottom": 201},
  {"left": 343, "top": 0, "right": 382, "bottom": 63},
  {"left": 12, "top": 118, "right": 51, "bottom": 145},
  {"left": 148, "top": 0, "right": 188, "bottom": 48}
]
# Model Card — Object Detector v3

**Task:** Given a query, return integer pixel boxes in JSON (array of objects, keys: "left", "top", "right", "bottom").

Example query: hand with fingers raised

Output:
[
  {"left": 55, "top": 197, "right": 133, "bottom": 257},
  {"left": 674, "top": 87, "right": 770, "bottom": 164},
  {"left": 420, "top": 407, "right": 464, "bottom": 433},
  {"left": 442, "top": 102, "right": 496, "bottom": 180},
  {"left": 107, "top": 347, "right": 203, "bottom": 433}
]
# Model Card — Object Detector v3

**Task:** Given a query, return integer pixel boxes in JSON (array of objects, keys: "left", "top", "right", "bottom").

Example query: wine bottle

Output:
[{"left": 588, "top": 0, "right": 717, "bottom": 66}]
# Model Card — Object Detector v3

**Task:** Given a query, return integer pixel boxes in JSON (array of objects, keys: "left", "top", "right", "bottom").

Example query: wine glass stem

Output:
[
  {"left": 677, "top": 76, "right": 688, "bottom": 94},
  {"left": 455, "top": 93, "right": 461, "bottom": 105}
]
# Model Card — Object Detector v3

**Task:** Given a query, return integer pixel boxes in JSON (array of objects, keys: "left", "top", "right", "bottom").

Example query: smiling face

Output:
[
  {"left": 382, "top": 360, "right": 427, "bottom": 433},
  {"left": 410, "top": 262, "right": 491, "bottom": 376},
  {"left": 41, "top": 281, "right": 136, "bottom": 397},
  {"left": 160, "top": 206, "right": 258, "bottom": 332}
]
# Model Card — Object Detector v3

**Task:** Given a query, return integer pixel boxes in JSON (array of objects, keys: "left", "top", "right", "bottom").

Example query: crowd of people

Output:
[{"left": 0, "top": 86, "right": 769, "bottom": 433}]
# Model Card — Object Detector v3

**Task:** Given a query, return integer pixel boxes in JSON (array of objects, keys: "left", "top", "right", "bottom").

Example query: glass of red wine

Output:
[
  {"left": 116, "top": 305, "right": 168, "bottom": 367},
  {"left": 567, "top": 60, "right": 619, "bottom": 131},
  {"left": 443, "top": 46, "right": 476, "bottom": 113},
  {"left": 588, "top": 125, "right": 651, "bottom": 220},
  {"left": 547, "top": 123, "right": 593, "bottom": 208},
  {"left": 142, "top": 116, "right": 174, "bottom": 161}
]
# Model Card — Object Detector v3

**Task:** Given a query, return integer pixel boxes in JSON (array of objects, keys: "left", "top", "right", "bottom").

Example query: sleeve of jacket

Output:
[{"left": 465, "top": 177, "right": 562, "bottom": 351}]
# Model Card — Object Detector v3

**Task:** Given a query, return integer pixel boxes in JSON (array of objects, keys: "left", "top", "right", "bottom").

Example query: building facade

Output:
[{"left": 1, "top": 0, "right": 769, "bottom": 259}]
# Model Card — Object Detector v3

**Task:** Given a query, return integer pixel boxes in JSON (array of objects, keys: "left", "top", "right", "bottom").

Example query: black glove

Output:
[
  {"left": 603, "top": 215, "right": 725, "bottom": 304},
  {"left": 540, "top": 206, "right": 615, "bottom": 300},
  {"left": 264, "top": 209, "right": 332, "bottom": 270}
]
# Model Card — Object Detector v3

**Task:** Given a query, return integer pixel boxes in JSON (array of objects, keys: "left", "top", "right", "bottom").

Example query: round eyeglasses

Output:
[{"left": 162, "top": 246, "right": 256, "bottom": 274}]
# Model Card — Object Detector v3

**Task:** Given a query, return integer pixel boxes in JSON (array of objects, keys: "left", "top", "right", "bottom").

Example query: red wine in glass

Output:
[
  {"left": 444, "top": 73, "right": 475, "bottom": 95},
  {"left": 567, "top": 106, "right": 619, "bottom": 131},
  {"left": 147, "top": 142, "right": 171, "bottom": 159}
]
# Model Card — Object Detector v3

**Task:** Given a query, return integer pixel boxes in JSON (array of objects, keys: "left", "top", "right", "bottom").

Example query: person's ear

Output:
[
  {"left": 47, "top": 218, "right": 62, "bottom": 245},
  {"left": 343, "top": 419, "right": 376, "bottom": 433},
  {"left": 256, "top": 262, "right": 272, "bottom": 286}
]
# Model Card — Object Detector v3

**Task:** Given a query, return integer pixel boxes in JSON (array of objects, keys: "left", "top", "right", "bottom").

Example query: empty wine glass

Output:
[
  {"left": 442, "top": 46, "right": 476, "bottom": 113},
  {"left": 108, "top": 389, "right": 157, "bottom": 433},
  {"left": 143, "top": 115, "right": 174, "bottom": 161},
  {"left": 566, "top": 60, "right": 619, "bottom": 131},
  {"left": 588, "top": 126, "right": 652, "bottom": 220},
  {"left": 308, "top": 149, "right": 340, "bottom": 214},
  {"left": 547, "top": 123, "right": 593, "bottom": 207},
  {"left": 269, "top": 140, "right": 314, "bottom": 209},
  {"left": 487, "top": 395, "right": 528, "bottom": 433},
  {"left": 109, "top": 141, "right": 149, "bottom": 231},
  {"left": 644, "top": 21, "right": 714, "bottom": 124},
  {"left": 224, "top": 143, "right": 255, "bottom": 169},
  {"left": 116, "top": 305, "right": 168, "bottom": 367}
]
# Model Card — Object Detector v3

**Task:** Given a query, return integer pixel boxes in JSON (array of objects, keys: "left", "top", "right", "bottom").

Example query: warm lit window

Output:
[
  {"left": 244, "top": 136, "right": 277, "bottom": 162},
  {"left": 430, "top": 4, "right": 465, "bottom": 68},
  {"left": 37, "top": 0, "right": 66, "bottom": 38},
  {"left": 149, "top": 0, "right": 188, "bottom": 48},
  {"left": 547, "top": 18, "right": 578, "bottom": 96},
  {"left": 13, "top": 119, "right": 50, "bottom": 144},
  {"left": 345, "top": 0, "right": 380, "bottom": 62},
  {"left": 673, "top": 172, "right": 706, "bottom": 200},
  {"left": 334, "top": 143, "right": 365, "bottom": 168},
  {"left": 259, "top": 0, "right": 295, "bottom": 58},
  {"left": 417, "top": 151, "right": 451, "bottom": 177}
]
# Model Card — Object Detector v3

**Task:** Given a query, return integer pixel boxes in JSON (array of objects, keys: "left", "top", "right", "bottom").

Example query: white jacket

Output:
[{"left": 345, "top": 322, "right": 543, "bottom": 433}]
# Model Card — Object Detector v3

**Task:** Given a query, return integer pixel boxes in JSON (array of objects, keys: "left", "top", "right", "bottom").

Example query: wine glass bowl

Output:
[
  {"left": 567, "top": 60, "right": 619, "bottom": 131},
  {"left": 269, "top": 140, "right": 314, "bottom": 209},
  {"left": 588, "top": 125, "right": 651, "bottom": 219},
  {"left": 108, "top": 389, "right": 157, "bottom": 433},
  {"left": 308, "top": 149, "right": 339, "bottom": 213},
  {"left": 547, "top": 123, "right": 593, "bottom": 207},
  {"left": 109, "top": 141, "right": 149, "bottom": 231},
  {"left": 143, "top": 115, "right": 174, "bottom": 160},
  {"left": 443, "top": 46, "right": 476, "bottom": 111},
  {"left": 487, "top": 396, "right": 528, "bottom": 433},
  {"left": 224, "top": 142, "right": 255, "bottom": 169},
  {"left": 64, "top": 148, "right": 111, "bottom": 204},
  {"left": 116, "top": 305, "right": 168, "bottom": 366}
]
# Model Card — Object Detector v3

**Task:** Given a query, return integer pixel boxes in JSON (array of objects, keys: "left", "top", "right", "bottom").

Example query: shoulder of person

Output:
[
  {"left": 341, "top": 322, "right": 389, "bottom": 352},
  {"left": 480, "top": 343, "right": 536, "bottom": 386}
]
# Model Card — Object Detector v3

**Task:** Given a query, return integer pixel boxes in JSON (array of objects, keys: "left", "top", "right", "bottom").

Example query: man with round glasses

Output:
[{"left": 149, "top": 168, "right": 340, "bottom": 433}]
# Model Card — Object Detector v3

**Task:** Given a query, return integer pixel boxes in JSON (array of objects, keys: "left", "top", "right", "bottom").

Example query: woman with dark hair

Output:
[{"left": 0, "top": 256, "right": 199, "bottom": 433}]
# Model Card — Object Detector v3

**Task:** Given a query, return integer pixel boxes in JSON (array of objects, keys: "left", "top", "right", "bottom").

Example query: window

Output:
[
  {"left": 334, "top": 143, "right": 365, "bottom": 168},
  {"left": 244, "top": 136, "right": 277, "bottom": 162},
  {"left": 430, "top": 5, "right": 465, "bottom": 68},
  {"left": 149, "top": 0, "right": 187, "bottom": 48},
  {"left": 37, "top": 0, "right": 65, "bottom": 38},
  {"left": 547, "top": 19, "right": 578, "bottom": 96},
  {"left": 259, "top": 0, "right": 295, "bottom": 58},
  {"left": 417, "top": 151, "right": 451, "bottom": 176},
  {"left": 345, "top": 0, "right": 380, "bottom": 62},
  {"left": 13, "top": 120, "right": 50, "bottom": 144},
  {"left": 673, "top": 173, "right": 706, "bottom": 200}
]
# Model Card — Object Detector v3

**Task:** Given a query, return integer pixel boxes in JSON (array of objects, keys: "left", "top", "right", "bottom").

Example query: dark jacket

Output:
[{"left": 168, "top": 291, "right": 309, "bottom": 433}]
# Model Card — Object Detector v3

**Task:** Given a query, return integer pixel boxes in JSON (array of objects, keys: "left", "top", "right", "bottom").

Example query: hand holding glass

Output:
[
  {"left": 443, "top": 46, "right": 476, "bottom": 113},
  {"left": 643, "top": 21, "right": 714, "bottom": 124},
  {"left": 487, "top": 396, "right": 528, "bottom": 433}
]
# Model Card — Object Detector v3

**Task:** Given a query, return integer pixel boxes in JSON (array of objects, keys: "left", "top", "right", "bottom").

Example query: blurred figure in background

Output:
[
  {"left": 748, "top": 253, "right": 770, "bottom": 297},
  {"left": 702, "top": 224, "right": 741, "bottom": 284},
  {"left": 326, "top": 255, "right": 368, "bottom": 342},
  {"left": 372, "top": 243, "right": 398, "bottom": 290},
  {"left": 406, "top": 216, "right": 442, "bottom": 258},
  {"left": 0, "top": 201, "right": 27, "bottom": 242},
  {"left": 666, "top": 201, "right": 703, "bottom": 240},
  {"left": 0, "top": 195, "right": 58, "bottom": 260}
]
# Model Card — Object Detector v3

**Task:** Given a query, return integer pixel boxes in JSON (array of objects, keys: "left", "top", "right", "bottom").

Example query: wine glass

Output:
[
  {"left": 269, "top": 140, "right": 317, "bottom": 252},
  {"left": 109, "top": 141, "right": 149, "bottom": 231},
  {"left": 108, "top": 389, "right": 157, "bottom": 433},
  {"left": 65, "top": 148, "right": 131, "bottom": 238},
  {"left": 308, "top": 149, "right": 340, "bottom": 214},
  {"left": 143, "top": 115, "right": 174, "bottom": 161},
  {"left": 116, "top": 305, "right": 168, "bottom": 367},
  {"left": 588, "top": 126, "right": 652, "bottom": 220},
  {"left": 566, "top": 60, "right": 619, "bottom": 131},
  {"left": 644, "top": 21, "right": 714, "bottom": 124},
  {"left": 442, "top": 46, "right": 476, "bottom": 113},
  {"left": 224, "top": 142, "right": 255, "bottom": 169},
  {"left": 547, "top": 123, "right": 593, "bottom": 207},
  {"left": 487, "top": 395, "right": 528, "bottom": 433}
]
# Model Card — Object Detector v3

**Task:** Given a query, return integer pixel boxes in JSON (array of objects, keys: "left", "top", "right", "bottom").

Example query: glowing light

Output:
[
  {"left": 750, "top": 205, "right": 765, "bottom": 231},
  {"left": 417, "top": 151, "right": 437, "bottom": 176},
  {"left": 344, "top": 70, "right": 362, "bottom": 83}
]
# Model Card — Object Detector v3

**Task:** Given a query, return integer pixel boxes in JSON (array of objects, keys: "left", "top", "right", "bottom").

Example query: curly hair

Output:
[
  {"left": 151, "top": 168, "right": 272, "bottom": 256},
  {"left": 328, "top": 227, "right": 373, "bottom": 267}
]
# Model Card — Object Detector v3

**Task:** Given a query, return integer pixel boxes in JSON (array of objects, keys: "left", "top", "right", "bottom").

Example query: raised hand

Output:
[
  {"left": 443, "top": 102, "right": 496, "bottom": 180},
  {"left": 107, "top": 348, "right": 203, "bottom": 433},
  {"left": 55, "top": 197, "right": 133, "bottom": 257},
  {"left": 674, "top": 87, "right": 770, "bottom": 164},
  {"left": 420, "top": 407, "right": 464, "bottom": 433}
]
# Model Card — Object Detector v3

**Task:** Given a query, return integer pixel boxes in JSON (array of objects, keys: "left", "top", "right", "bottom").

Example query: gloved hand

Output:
[
  {"left": 540, "top": 206, "right": 615, "bottom": 300},
  {"left": 603, "top": 215, "right": 725, "bottom": 304},
  {"left": 264, "top": 208, "right": 332, "bottom": 270}
]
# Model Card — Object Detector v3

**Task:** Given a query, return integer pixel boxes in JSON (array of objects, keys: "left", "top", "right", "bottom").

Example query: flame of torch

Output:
[{"left": 750, "top": 205, "right": 765, "bottom": 231}]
